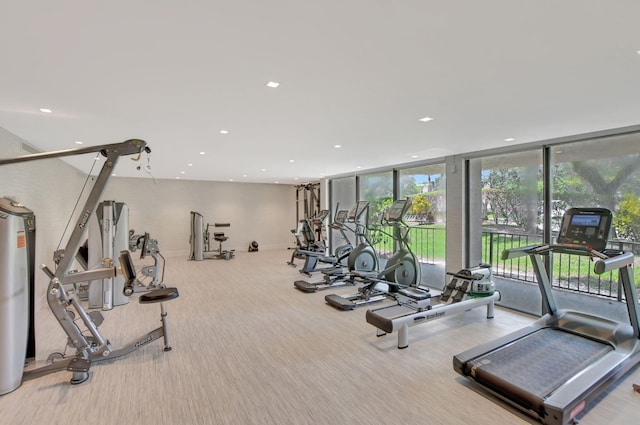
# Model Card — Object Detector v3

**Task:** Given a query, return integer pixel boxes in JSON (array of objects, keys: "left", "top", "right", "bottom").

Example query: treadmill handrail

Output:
[
  {"left": 594, "top": 251, "right": 634, "bottom": 274},
  {"left": 501, "top": 244, "right": 548, "bottom": 260},
  {"left": 502, "top": 243, "right": 614, "bottom": 261}
]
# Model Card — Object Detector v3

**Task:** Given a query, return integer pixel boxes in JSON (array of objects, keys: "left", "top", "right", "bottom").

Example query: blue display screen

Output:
[{"left": 570, "top": 214, "right": 601, "bottom": 227}]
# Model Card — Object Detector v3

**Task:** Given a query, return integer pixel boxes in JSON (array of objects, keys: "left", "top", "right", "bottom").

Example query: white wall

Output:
[
  {"left": 103, "top": 177, "right": 295, "bottom": 256},
  {"left": 0, "top": 128, "right": 88, "bottom": 309}
]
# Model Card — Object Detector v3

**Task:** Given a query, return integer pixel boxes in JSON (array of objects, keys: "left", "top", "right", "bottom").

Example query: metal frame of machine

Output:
[
  {"left": 365, "top": 264, "right": 499, "bottom": 349},
  {"left": 0, "top": 139, "right": 179, "bottom": 386}
]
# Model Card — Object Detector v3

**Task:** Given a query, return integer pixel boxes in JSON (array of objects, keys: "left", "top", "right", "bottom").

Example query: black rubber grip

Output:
[{"left": 119, "top": 250, "right": 136, "bottom": 296}]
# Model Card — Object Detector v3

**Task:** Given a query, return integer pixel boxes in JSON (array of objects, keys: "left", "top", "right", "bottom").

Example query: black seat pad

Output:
[{"left": 139, "top": 287, "right": 179, "bottom": 304}]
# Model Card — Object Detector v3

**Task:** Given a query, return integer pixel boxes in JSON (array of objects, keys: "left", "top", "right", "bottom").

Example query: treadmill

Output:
[{"left": 453, "top": 207, "right": 640, "bottom": 425}]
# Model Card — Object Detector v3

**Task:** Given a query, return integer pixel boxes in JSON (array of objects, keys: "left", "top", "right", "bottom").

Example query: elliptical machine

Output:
[
  {"left": 294, "top": 201, "right": 378, "bottom": 292},
  {"left": 379, "top": 198, "right": 422, "bottom": 287},
  {"left": 287, "top": 209, "right": 329, "bottom": 267},
  {"left": 325, "top": 198, "right": 423, "bottom": 310},
  {"left": 344, "top": 201, "right": 378, "bottom": 272},
  {"left": 296, "top": 206, "right": 354, "bottom": 276}
]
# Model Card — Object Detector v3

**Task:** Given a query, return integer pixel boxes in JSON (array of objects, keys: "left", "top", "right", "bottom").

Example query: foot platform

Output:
[
  {"left": 294, "top": 280, "right": 317, "bottom": 293},
  {"left": 325, "top": 294, "right": 356, "bottom": 310}
]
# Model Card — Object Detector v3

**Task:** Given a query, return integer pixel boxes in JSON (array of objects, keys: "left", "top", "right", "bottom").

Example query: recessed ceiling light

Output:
[
  {"left": 294, "top": 177, "right": 299, "bottom": 180},
  {"left": 504, "top": 138, "right": 515, "bottom": 142},
  {"left": 39, "top": 108, "right": 52, "bottom": 113},
  {"left": 75, "top": 141, "right": 83, "bottom": 145},
  {"left": 266, "top": 81, "right": 280, "bottom": 88},
  {"left": 111, "top": 173, "right": 117, "bottom": 177},
  {"left": 275, "top": 181, "right": 279, "bottom": 184},
  {"left": 220, "top": 130, "right": 229, "bottom": 134},
  {"left": 180, "top": 171, "right": 185, "bottom": 174},
  {"left": 411, "top": 155, "right": 419, "bottom": 159},
  {"left": 418, "top": 116, "right": 433, "bottom": 122},
  {"left": 188, "top": 163, "right": 193, "bottom": 167},
  {"left": 200, "top": 152, "right": 206, "bottom": 155},
  {"left": 334, "top": 144, "right": 342, "bottom": 149},
  {"left": 356, "top": 166, "right": 362, "bottom": 169},
  {"left": 242, "top": 174, "right": 248, "bottom": 177},
  {"left": 229, "top": 179, "right": 233, "bottom": 182},
  {"left": 261, "top": 168, "right": 267, "bottom": 172},
  {"left": 175, "top": 176, "right": 180, "bottom": 179},
  {"left": 289, "top": 159, "right": 295, "bottom": 163}
]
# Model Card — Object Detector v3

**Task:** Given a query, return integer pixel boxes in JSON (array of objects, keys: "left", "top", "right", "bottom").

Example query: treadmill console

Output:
[
  {"left": 557, "top": 207, "right": 612, "bottom": 252},
  {"left": 386, "top": 199, "right": 411, "bottom": 222}
]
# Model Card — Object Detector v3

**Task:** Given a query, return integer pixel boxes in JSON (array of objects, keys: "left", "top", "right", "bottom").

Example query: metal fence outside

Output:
[
  {"left": 374, "top": 225, "right": 638, "bottom": 299},
  {"left": 483, "top": 230, "right": 640, "bottom": 300},
  {"left": 371, "top": 225, "right": 443, "bottom": 265}
]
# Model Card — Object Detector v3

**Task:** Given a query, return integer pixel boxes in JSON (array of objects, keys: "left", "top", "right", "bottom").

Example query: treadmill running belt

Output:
[{"left": 468, "top": 328, "right": 612, "bottom": 400}]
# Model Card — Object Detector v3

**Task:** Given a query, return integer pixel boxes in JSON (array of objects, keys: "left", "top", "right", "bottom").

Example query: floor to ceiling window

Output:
[
  {"left": 358, "top": 171, "right": 393, "bottom": 221},
  {"left": 550, "top": 132, "right": 640, "bottom": 318},
  {"left": 398, "top": 163, "right": 447, "bottom": 286},
  {"left": 358, "top": 171, "right": 393, "bottom": 261},
  {"left": 469, "top": 149, "right": 543, "bottom": 314},
  {"left": 327, "top": 127, "right": 640, "bottom": 313}
]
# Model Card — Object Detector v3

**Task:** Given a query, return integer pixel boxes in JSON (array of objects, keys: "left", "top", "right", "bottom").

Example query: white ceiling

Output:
[{"left": 1, "top": 1, "right": 640, "bottom": 184}]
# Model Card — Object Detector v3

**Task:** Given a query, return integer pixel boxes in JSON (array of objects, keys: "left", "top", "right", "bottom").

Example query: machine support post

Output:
[
  {"left": 160, "top": 303, "right": 172, "bottom": 351},
  {"left": 398, "top": 324, "right": 409, "bottom": 349},
  {"left": 487, "top": 300, "right": 495, "bottom": 319}
]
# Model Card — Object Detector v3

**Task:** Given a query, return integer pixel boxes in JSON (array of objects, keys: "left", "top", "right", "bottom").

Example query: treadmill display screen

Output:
[
  {"left": 570, "top": 214, "right": 600, "bottom": 228},
  {"left": 557, "top": 208, "right": 612, "bottom": 251}
]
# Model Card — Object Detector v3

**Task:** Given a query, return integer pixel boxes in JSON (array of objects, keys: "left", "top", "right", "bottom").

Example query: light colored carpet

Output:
[{"left": 0, "top": 250, "right": 638, "bottom": 425}]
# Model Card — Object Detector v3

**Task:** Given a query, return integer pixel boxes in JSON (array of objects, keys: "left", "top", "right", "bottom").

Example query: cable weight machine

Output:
[{"left": 0, "top": 139, "right": 179, "bottom": 390}]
